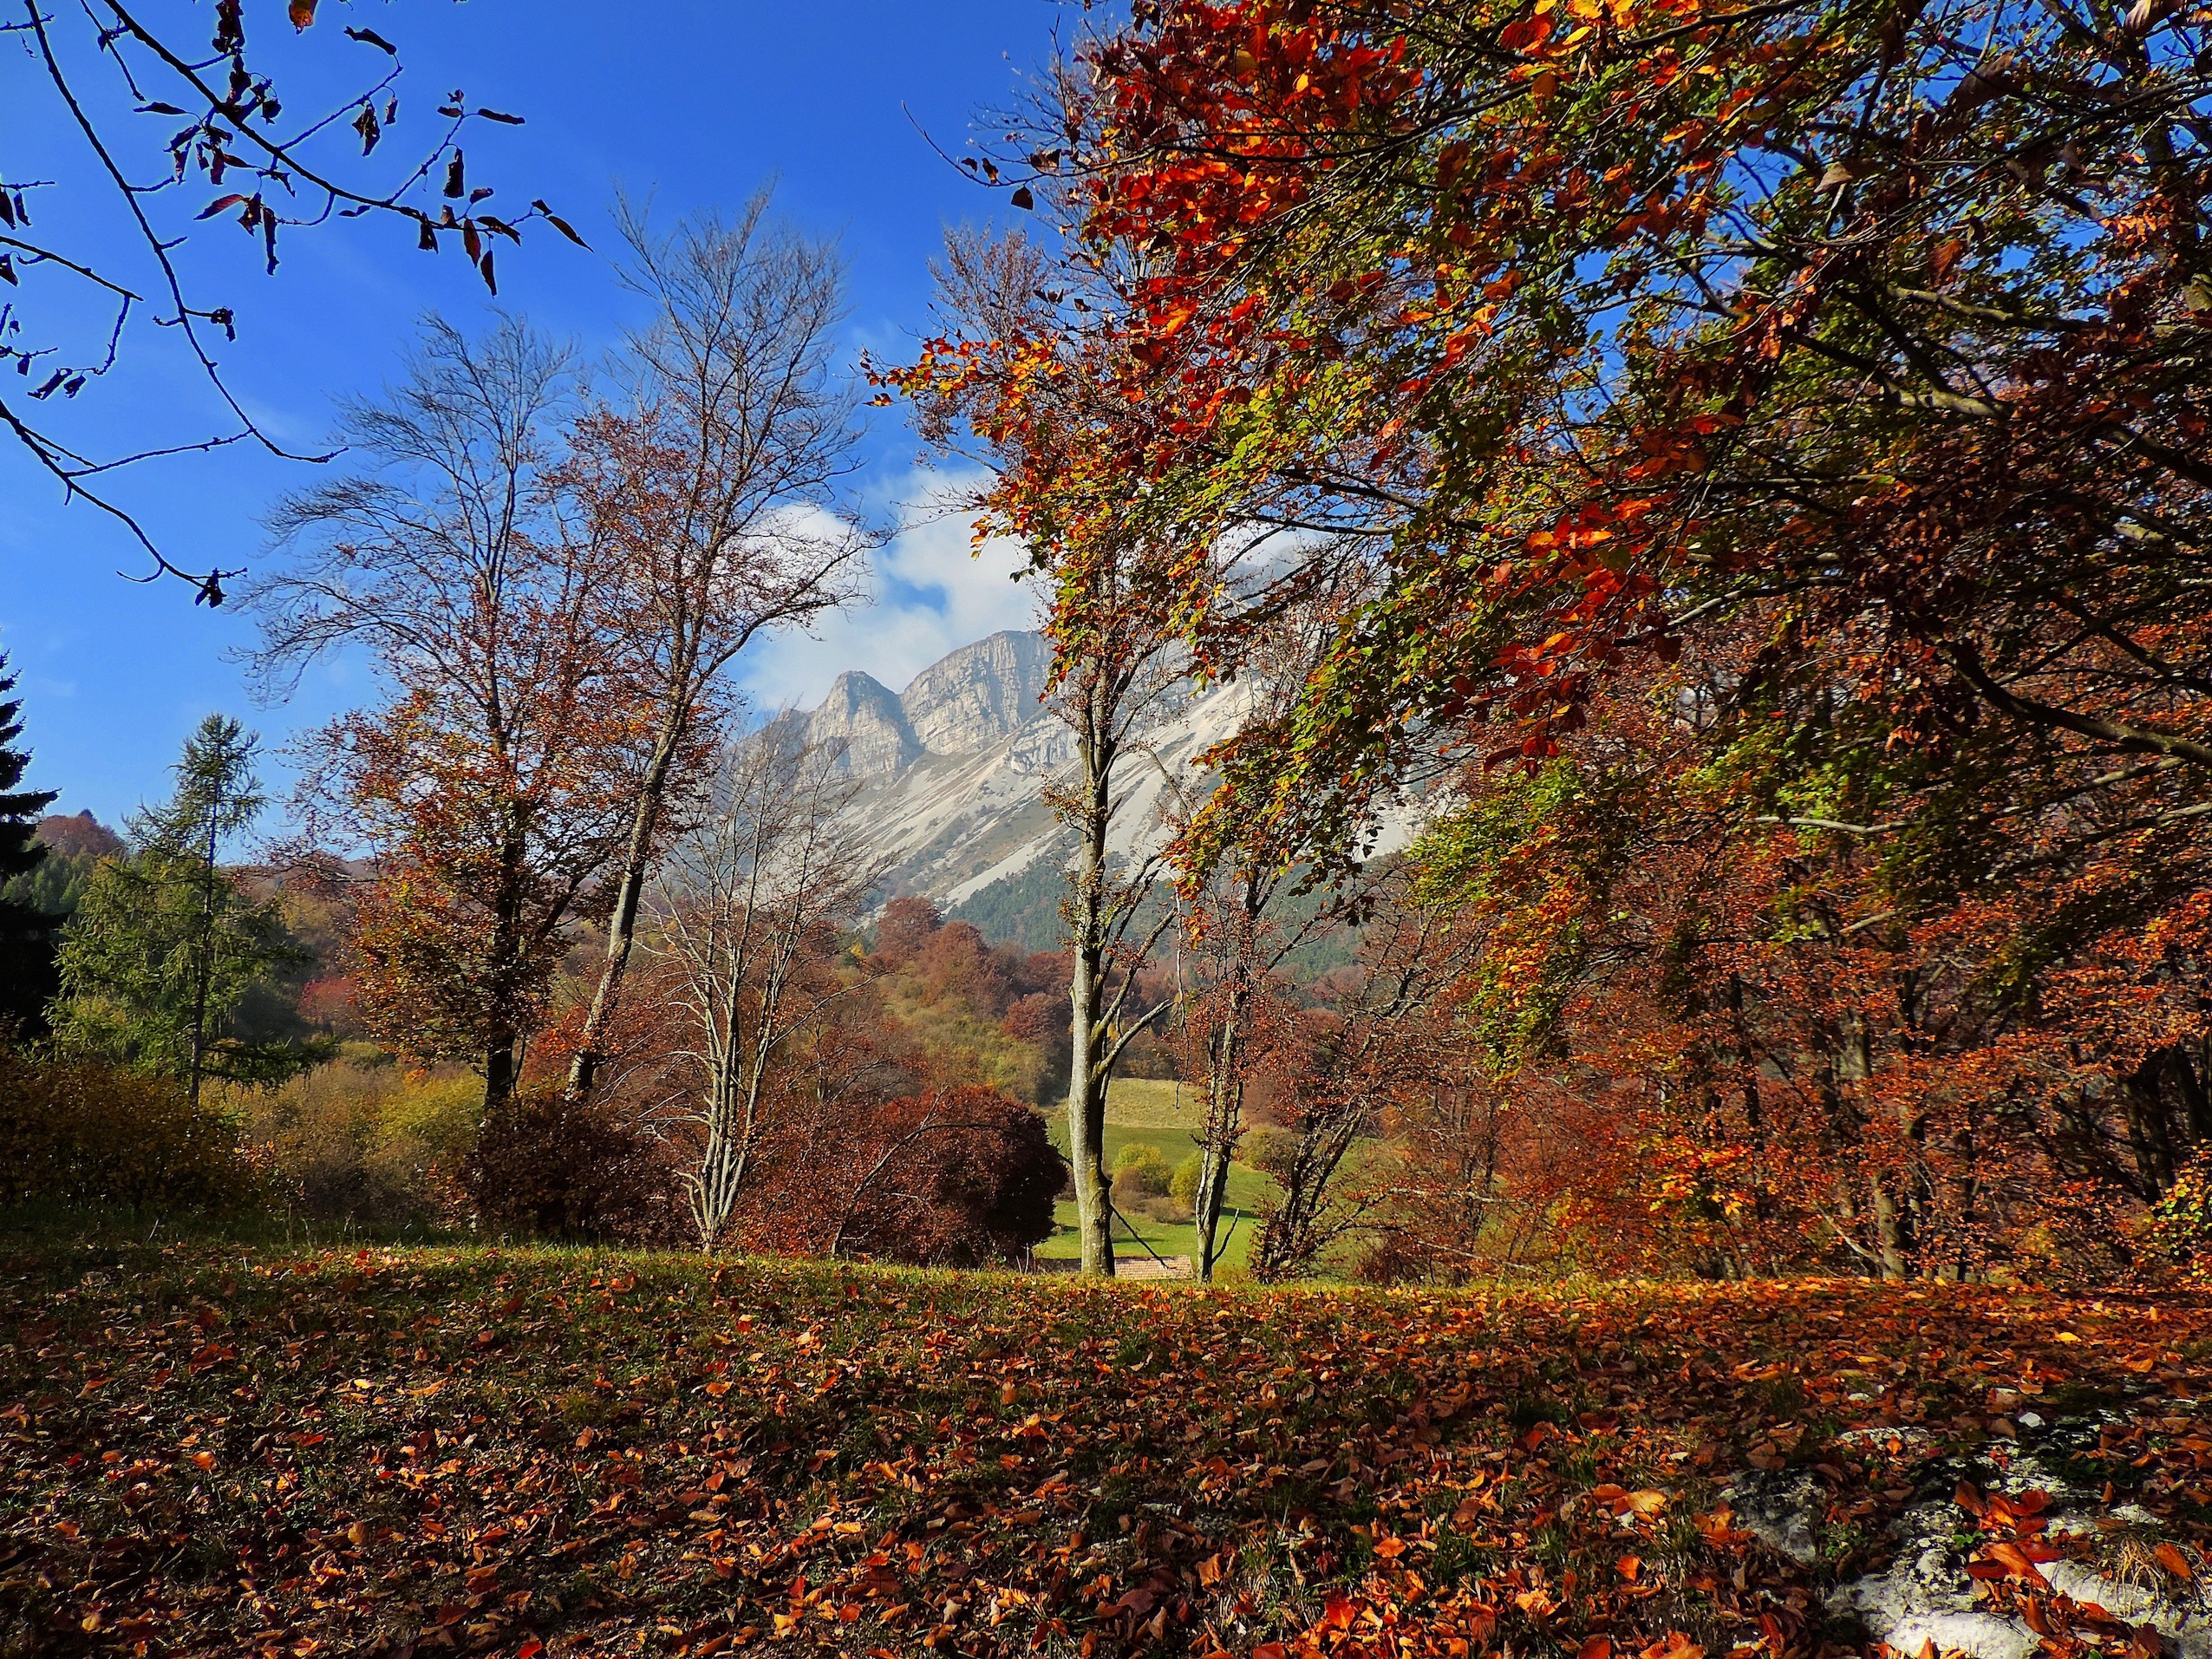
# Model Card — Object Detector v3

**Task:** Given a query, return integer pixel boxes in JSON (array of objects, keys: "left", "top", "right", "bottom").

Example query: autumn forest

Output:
[{"left": 2, "top": 0, "right": 2210, "bottom": 1656}]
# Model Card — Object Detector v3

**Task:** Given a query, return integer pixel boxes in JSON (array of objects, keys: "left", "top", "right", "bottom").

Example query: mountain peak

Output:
[{"left": 806, "top": 670, "right": 922, "bottom": 780}]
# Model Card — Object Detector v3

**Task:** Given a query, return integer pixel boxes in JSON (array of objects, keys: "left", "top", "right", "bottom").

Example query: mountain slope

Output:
[
  {"left": 798, "top": 631, "right": 1250, "bottom": 943},
  {"left": 797, "top": 629, "right": 1417, "bottom": 952}
]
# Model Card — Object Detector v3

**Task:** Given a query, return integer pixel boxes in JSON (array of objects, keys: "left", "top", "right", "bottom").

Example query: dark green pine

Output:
[{"left": 0, "top": 655, "right": 62, "bottom": 1035}]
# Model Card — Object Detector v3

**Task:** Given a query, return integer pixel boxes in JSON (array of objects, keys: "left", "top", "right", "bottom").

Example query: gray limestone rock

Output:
[
  {"left": 1725, "top": 1469, "right": 1826, "bottom": 1565},
  {"left": 900, "top": 630, "right": 1053, "bottom": 754},
  {"left": 808, "top": 670, "right": 923, "bottom": 781},
  {"left": 789, "top": 626, "right": 1406, "bottom": 933},
  {"left": 1821, "top": 1412, "right": 2211, "bottom": 1658}
]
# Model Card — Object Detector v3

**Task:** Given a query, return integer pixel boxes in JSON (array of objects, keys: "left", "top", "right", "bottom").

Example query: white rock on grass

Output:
[
  {"left": 1811, "top": 1412, "right": 2212, "bottom": 1659},
  {"left": 1724, "top": 1469, "right": 1826, "bottom": 1566},
  {"left": 1828, "top": 1496, "right": 2041, "bottom": 1659}
]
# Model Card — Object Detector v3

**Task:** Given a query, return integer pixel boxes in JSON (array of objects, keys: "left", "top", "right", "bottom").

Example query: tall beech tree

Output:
[
  {"left": 893, "top": 228, "right": 1196, "bottom": 1277},
  {"left": 1044, "top": 546, "right": 1187, "bottom": 1277},
  {"left": 250, "top": 317, "right": 647, "bottom": 1114},
  {"left": 561, "top": 196, "right": 875, "bottom": 1105}
]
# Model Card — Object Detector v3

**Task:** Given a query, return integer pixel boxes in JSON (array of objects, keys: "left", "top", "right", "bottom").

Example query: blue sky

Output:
[{"left": 1, "top": 0, "right": 1055, "bottom": 830}]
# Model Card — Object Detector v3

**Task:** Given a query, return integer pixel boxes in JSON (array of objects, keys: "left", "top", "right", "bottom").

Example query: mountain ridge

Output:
[{"left": 793, "top": 630, "right": 1250, "bottom": 948}]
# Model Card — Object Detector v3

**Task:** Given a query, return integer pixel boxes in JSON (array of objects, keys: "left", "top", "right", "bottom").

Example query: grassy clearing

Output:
[
  {"left": 1040, "top": 1101, "right": 1278, "bottom": 1210},
  {"left": 1099, "top": 1079, "right": 1208, "bottom": 1130},
  {"left": 1033, "top": 1083, "right": 1279, "bottom": 1267},
  {"left": 1033, "top": 1202, "right": 1264, "bottom": 1272},
  {"left": 3, "top": 1228, "right": 2207, "bottom": 1659}
]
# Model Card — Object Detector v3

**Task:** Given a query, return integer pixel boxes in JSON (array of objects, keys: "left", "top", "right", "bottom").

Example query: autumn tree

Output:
[
  {"left": 8, "top": 0, "right": 576, "bottom": 595},
  {"left": 1171, "top": 613, "right": 1360, "bottom": 1278},
  {"left": 653, "top": 726, "right": 886, "bottom": 1252},
  {"left": 921, "top": 0, "right": 2212, "bottom": 1278},
  {"left": 1015, "top": 0, "right": 2209, "bottom": 865},
  {"left": 248, "top": 316, "right": 647, "bottom": 1114},
  {"left": 871, "top": 895, "right": 945, "bottom": 967},
  {"left": 1, "top": 813, "right": 121, "bottom": 929},
  {"left": 1044, "top": 554, "right": 1197, "bottom": 1277},
  {"left": 967, "top": 0, "right": 2212, "bottom": 877},
  {"left": 890, "top": 228, "right": 1204, "bottom": 1277},
  {"left": 1379, "top": 1064, "right": 1565, "bottom": 1281},
  {"left": 1177, "top": 858, "right": 1296, "bottom": 1280},
  {"left": 561, "top": 195, "right": 876, "bottom": 1103},
  {"left": 51, "top": 715, "right": 320, "bottom": 1097},
  {"left": 1380, "top": 618, "right": 2212, "bottom": 1281}
]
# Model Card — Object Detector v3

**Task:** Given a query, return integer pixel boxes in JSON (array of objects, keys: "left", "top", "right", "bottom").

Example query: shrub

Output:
[
  {"left": 370, "top": 1071, "right": 482, "bottom": 1203},
  {"left": 226, "top": 1052, "right": 480, "bottom": 1228},
  {"left": 1111, "top": 1141, "right": 1173, "bottom": 1201},
  {"left": 0, "top": 1049, "right": 266, "bottom": 1214},
  {"left": 1170, "top": 1153, "right": 1204, "bottom": 1208},
  {"left": 461, "top": 1083, "right": 674, "bottom": 1243},
  {"left": 2148, "top": 1146, "right": 2212, "bottom": 1283},
  {"left": 832, "top": 1086, "right": 1067, "bottom": 1266},
  {"left": 750, "top": 1086, "right": 1067, "bottom": 1266}
]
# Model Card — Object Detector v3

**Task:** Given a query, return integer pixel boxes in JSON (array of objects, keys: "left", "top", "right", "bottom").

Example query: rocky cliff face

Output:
[
  {"left": 804, "top": 632, "right": 1054, "bottom": 783},
  {"left": 899, "top": 630, "right": 1053, "bottom": 754},
  {"left": 793, "top": 629, "right": 1413, "bottom": 946},
  {"left": 806, "top": 670, "right": 923, "bottom": 781},
  {"left": 791, "top": 631, "right": 1232, "bottom": 931}
]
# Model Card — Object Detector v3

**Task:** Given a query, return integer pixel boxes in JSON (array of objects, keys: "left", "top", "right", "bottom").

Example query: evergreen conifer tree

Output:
[
  {"left": 0, "top": 656, "right": 61, "bottom": 1035},
  {"left": 52, "top": 715, "right": 321, "bottom": 1099}
]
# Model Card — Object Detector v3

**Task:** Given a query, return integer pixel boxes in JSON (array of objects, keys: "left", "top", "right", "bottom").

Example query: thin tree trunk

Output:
[
  {"left": 570, "top": 702, "right": 692, "bottom": 1100},
  {"left": 484, "top": 1035, "right": 519, "bottom": 1120},
  {"left": 1872, "top": 1176, "right": 1908, "bottom": 1281},
  {"left": 1191, "top": 1129, "right": 1235, "bottom": 1280},
  {"left": 186, "top": 811, "right": 219, "bottom": 1108},
  {"left": 1191, "top": 1003, "right": 1244, "bottom": 1281},
  {"left": 692, "top": 1002, "right": 751, "bottom": 1253},
  {"left": 1060, "top": 668, "right": 1119, "bottom": 1279},
  {"left": 1066, "top": 910, "right": 1114, "bottom": 1278},
  {"left": 483, "top": 825, "right": 529, "bottom": 1118},
  {"left": 2181, "top": 1040, "right": 2212, "bottom": 1146},
  {"left": 692, "top": 943, "right": 752, "bottom": 1251}
]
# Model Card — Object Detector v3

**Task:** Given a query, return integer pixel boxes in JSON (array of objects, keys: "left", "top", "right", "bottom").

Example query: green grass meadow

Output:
[{"left": 1032, "top": 1078, "right": 1276, "bottom": 1270}]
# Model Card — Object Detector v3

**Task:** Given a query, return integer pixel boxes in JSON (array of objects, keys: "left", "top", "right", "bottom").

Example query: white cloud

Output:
[{"left": 734, "top": 466, "right": 1040, "bottom": 711}]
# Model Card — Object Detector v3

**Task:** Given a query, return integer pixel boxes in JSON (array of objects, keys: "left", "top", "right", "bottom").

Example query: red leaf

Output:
[{"left": 1983, "top": 1542, "right": 2050, "bottom": 1587}]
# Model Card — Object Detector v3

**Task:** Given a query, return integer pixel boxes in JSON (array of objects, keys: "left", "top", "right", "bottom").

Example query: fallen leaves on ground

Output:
[{"left": 1, "top": 1239, "right": 2206, "bottom": 1658}]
